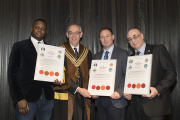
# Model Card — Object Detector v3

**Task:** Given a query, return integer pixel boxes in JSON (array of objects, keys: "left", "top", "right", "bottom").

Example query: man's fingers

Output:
[
  {"left": 53, "top": 79, "right": 63, "bottom": 85},
  {"left": 142, "top": 94, "right": 154, "bottom": 99},
  {"left": 92, "top": 96, "right": 99, "bottom": 99},
  {"left": 123, "top": 94, "right": 132, "bottom": 100},
  {"left": 87, "top": 91, "right": 91, "bottom": 98}
]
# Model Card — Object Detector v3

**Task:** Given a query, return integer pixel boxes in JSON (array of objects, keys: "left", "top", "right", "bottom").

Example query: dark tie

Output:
[
  {"left": 38, "top": 41, "right": 41, "bottom": 44},
  {"left": 104, "top": 51, "right": 109, "bottom": 60},
  {"left": 136, "top": 51, "right": 140, "bottom": 56},
  {"left": 74, "top": 48, "right": 81, "bottom": 85},
  {"left": 74, "top": 48, "right": 78, "bottom": 60}
]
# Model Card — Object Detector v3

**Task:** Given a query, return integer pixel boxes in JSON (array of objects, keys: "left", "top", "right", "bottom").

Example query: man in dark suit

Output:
[
  {"left": 8, "top": 19, "right": 54, "bottom": 120},
  {"left": 92, "top": 28, "right": 128, "bottom": 120},
  {"left": 123, "top": 28, "right": 176, "bottom": 120}
]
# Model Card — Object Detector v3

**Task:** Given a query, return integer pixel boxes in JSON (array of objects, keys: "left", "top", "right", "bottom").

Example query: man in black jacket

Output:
[
  {"left": 8, "top": 19, "right": 54, "bottom": 120},
  {"left": 123, "top": 28, "right": 176, "bottom": 120}
]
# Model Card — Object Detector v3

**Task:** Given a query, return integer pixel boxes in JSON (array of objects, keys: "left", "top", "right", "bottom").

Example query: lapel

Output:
[
  {"left": 27, "top": 38, "right": 37, "bottom": 58},
  {"left": 79, "top": 43, "right": 84, "bottom": 57},
  {"left": 144, "top": 44, "right": 152, "bottom": 54},
  {"left": 111, "top": 46, "right": 117, "bottom": 59},
  {"left": 97, "top": 50, "right": 103, "bottom": 59}
]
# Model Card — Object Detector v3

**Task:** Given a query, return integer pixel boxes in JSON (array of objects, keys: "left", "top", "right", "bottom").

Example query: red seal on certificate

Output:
[
  {"left": 55, "top": 72, "right": 59, "bottom": 76},
  {"left": 137, "top": 83, "right": 141, "bottom": 89},
  {"left": 141, "top": 83, "right": 146, "bottom": 88},
  {"left": 92, "top": 85, "right": 96, "bottom": 89},
  {"left": 96, "top": 86, "right": 100, "bottom": 90},
  {"left": 132, "top": 84, "right": 136, "bottom": 89},
  {"left": 49, "top": 71, "right": 54, "bottom": 76},
  {"left": 44, "top": 71, "right": 49, "bottom": 76},
  {"left": 39, "top": 70, "right": 44, "bottom": 74},
  {"left": 106, "top": 85, "right": 110, "bottom": 90},
  {"left": 127, "top": 83, "right": 131, "bottom": 88},
  {"left": 101, "top": 85, "right": 105, "bottom": 90}
]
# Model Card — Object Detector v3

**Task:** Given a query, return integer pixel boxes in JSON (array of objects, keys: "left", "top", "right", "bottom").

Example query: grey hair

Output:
[{"left": 66, "top": 23, "right": 82, "bottom": 32}]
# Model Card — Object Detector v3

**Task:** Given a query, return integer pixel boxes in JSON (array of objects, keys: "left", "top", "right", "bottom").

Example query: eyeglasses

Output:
[
  {"left": 68, "top": 32, "right": 81, "bottom": 36},
  {"left": 127, "top": 34, "right": 141, "bottom": 42}
]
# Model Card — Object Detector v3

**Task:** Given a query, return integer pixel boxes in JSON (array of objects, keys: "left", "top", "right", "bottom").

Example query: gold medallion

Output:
[{"left": 75, "top": 70, "right": 80, "bottom": 77}]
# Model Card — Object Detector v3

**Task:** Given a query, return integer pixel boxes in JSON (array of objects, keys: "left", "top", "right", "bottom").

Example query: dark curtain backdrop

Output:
[{"left": 0, "top": 0, "right": 180, "bottom": 120}]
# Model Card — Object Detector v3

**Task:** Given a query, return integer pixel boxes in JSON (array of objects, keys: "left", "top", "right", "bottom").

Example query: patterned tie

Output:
[
  {"left": 136, "top": 51, "right": 140, "bottom": 56},
  {"left": 74, "top": 48, "right": 78, "bottom": 60},
  {"left": 104, "top": 51, "right": 109, "bottom": 60},
  {"left": 74, "top": 48, "right": 81, "bottom": 85}
]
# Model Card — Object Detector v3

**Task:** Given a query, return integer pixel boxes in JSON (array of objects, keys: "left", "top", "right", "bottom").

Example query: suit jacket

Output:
[
  {"left": 93, "top": 46, "right": 128, "bottom": 108},
  {"left": 8, "top": 38, "right": 54, "bottom": 103},
  {"left": 130, "top": 44, "right": 176, "bottom": 118}
]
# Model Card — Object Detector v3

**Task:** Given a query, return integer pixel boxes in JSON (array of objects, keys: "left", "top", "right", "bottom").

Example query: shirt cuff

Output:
[{"left": 74, "top": 87, "right": 79, "bottom": 94}]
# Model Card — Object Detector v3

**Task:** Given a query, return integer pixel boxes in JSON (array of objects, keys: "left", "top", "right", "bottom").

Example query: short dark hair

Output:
[
  {"left": 66, "top": 23, "right": 82, "bottom": 32},
  {"left": 99, "top": 27, "right": 113, "bottom": 37},
  {"left": 32, "top": 19, "right": 47, "bottom": 28}
]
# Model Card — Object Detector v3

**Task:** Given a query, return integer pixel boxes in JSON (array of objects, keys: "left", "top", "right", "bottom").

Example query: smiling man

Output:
[
  {"left": 92, "top": 27, "right": 128, "bottom": 120},
  {"left": 123, "top": 28, "right": 176, "bottom": 120},
  {"left": 8, "top": 19, "right": 54, "bottom": 120},
  {"left": 52, "top": 23, "right": 92, "bottom": 120}
]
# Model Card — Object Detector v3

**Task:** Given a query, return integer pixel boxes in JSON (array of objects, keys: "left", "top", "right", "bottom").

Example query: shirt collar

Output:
[
  {"left": 31, "top": 36, "right": 44, "bottom": 44},
  {"left": 103, "top": 44, "right": 114, "bottom": 54},
  {"left": 135, "top": 43, "right": 146, "bottom": 55},
  {"left": 70, "top": 43, "right": 79, "bottom": 52}
]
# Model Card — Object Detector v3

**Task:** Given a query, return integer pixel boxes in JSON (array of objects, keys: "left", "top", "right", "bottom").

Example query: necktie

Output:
[
  {"left": 136, "top": 51, "right": 140, "bottom": 56},
  {"left": 74, "top": 48, "right": 78, "bottom": 60},
  {"left": 104, "top": 51, "right": 109, "bottom": 60},
  {"left": 38, "top": 41, "right": 41, "bottom": 44},
  {"left": 74, "top": 48, "right": 81, "bottom": 85}
]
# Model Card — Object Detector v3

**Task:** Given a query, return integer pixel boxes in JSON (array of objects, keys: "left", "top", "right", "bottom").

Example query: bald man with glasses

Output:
[{"left": 123, "top": 28, "right": 176, "bottom": 120}]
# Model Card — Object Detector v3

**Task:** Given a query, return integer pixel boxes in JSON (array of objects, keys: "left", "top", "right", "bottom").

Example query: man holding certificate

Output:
[
  {"left": 92, "top": 28, "right": 128, "bottom": 120},
  {"left": 8, "top": 19, "right": 54, "bottom": 120},
  {"left": 123, "top": 28, "right": 176, "bottom": 120},
  {"left": 52, "top": 24, "right": 92, "bottom": 120}
]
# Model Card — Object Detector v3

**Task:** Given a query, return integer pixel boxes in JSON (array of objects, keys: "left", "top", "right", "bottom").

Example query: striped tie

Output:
[{"left": 104, "top": 51, "right": 109, "bottom": 60}]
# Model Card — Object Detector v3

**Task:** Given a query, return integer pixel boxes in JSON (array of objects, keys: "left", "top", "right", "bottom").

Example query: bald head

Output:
[{"left": 127, "top": 28, "right": 144, "bottom": 51}]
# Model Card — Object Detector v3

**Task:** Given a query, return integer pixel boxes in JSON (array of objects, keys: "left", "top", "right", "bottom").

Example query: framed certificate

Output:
[
  {"left": 34, "top": 44, "right": 65, "bottom": 82},
  {"left": 88, "top": 60, "right": 116, "bottom": 96},
  {"left": 124, "top": 54, "right": 153, "bottom": 95}
]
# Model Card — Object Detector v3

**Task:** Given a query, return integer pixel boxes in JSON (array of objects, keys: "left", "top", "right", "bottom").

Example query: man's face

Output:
[
  {"left": 99, "top": 29, "right": 114, "bottom": 50},
  {"left": 127, "top": 29, "right": 144, "bottom": 51},
  {"left": 31, "top": 20, "right": 47, "bottom": 41},
  {"left": 66, "top": 25, "right": 83, "bottom": 47}
]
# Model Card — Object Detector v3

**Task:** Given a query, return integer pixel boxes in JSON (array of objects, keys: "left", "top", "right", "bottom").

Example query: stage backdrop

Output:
[{"left": 0, "top": 0, "right": 179, "bottom": 120}]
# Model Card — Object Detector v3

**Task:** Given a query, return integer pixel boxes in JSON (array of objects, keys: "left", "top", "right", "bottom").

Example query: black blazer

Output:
[
  {"left": 130, "top": 44, "right": 176, "bottom": 117},
  {"left": 8, "top": 39, "right": 54, "bottom": 103}
]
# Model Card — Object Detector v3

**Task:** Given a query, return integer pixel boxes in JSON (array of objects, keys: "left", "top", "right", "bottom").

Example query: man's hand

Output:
[
  {"left": 123, "top": 93, "right": 132, "bottom": 100},
  {"left": 53, "top": 79, "right": 64, "bottom": 86},
  {"left": 92, "top": 95, "right": 99, "bottom": 99},
  {"left": 17, "top": 99, "right": 29, "bottom": 115},
  {"left": 77, "top": 88, "right": 91, "bottom": 98},
  {"left": 142, "top": 87, "right": 159, "bottom": 99},
  {"left": 110, "top": 91, "right": 120, "bottom": 99}
]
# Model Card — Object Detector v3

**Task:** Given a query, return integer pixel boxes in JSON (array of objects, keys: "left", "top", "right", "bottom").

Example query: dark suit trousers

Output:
[
  {"left": 136, "top": 96, "right": 165, "bottom": 120},
  {"left": 97, "top": 97, "right": 125, "bottom": 120}
]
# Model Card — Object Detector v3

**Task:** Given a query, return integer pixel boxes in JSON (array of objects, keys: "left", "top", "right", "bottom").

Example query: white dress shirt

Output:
[
  {"left": 31, "top": 36, "right": 44, "bottom": 53},
  {"left": 101, "top": 44, "right": 114, "bottom": 60}
]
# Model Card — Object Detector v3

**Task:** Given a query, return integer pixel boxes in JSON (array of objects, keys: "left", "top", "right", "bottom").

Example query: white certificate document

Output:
[
  {"left": 34, "top": 44, "right": 65, "bottom": 82},
  {"left": 124, "top": 54, "right": 153, "bottom": 95},
  {"left": 88, "top": 60, "right": 116, "bottom": 96}
]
